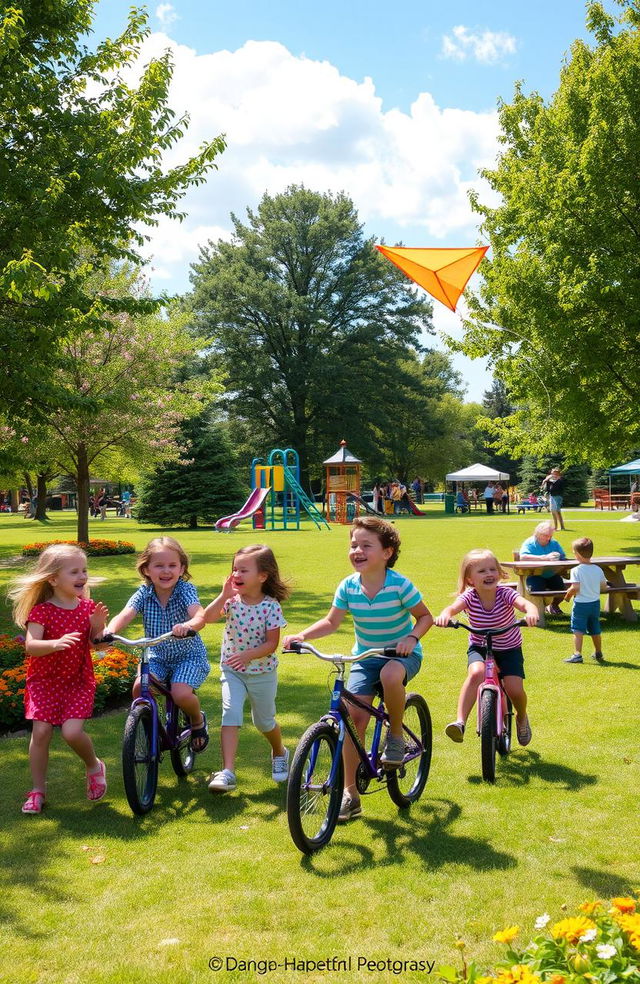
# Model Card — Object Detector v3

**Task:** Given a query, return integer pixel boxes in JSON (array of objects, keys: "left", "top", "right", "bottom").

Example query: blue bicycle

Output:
[{"left": 284, "top": 642, "right": 432, "bottom": 854}]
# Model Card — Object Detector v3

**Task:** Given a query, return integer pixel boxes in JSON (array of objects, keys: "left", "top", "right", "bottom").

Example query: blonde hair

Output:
[
  {"left": 456, "top": 548, "right": 506, "bottom": 594},
  {"left": 8, "top": 544, "right": 99, "bottom": 629},
  {"left": 233, "top": 544, "right": 290, "bottom": 603},
  {"left": 136, "top": 537, "right": 192, "bottom": 584}
]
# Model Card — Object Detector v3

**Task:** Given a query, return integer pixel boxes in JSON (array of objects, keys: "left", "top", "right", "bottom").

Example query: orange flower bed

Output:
[{"left": 22, "top": 539, "right": 135, "bottom": 557}]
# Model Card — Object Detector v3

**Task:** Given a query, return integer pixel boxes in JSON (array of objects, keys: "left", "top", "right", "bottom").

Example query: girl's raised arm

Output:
[{"left": 434, "top": 596, "right": 466, "bottom": 627}]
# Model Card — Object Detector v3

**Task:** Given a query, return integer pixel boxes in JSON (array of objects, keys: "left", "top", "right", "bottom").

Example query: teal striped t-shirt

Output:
[{"left": 333, "top": 569, "right": 423, "bottom": 658}]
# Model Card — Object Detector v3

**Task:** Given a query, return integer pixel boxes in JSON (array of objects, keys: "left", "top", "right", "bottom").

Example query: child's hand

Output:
[
  {"left": 224, "top": 651, "right": 252, "bottom": 671},
  {"left": 221, "top": 574, "right": 236, "bottom": 599},
  {"left": 525, "top": 610, "right": 539, "bottom": 627},
  {"left": 53, "top": 632, "right": 83, "bottom": 652},
  {"left": 434, "top": 613, "right": 452, "bottom": 627},
  {"left": 171, "top": 623, "right": 193, "bottom": 637},
  {"left": 89, "top": 603, "right": 108, "bottom": 636},
  {"left": 395, "top": 635, "right": 416, "bottom": 656}
]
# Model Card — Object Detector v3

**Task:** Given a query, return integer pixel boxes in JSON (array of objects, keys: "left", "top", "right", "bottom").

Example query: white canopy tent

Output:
[{"left": 445, "top": 463, "right": 510, "bottom": 483}]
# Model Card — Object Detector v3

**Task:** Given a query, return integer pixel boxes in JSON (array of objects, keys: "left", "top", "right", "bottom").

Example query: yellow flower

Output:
[
  {"left": 493, "top": 926, "right": 520, "bottom": 944},
  {"left": 610, "top": 896, "right": 636, "bottom": 915},
  {"left": 616, "top": 913, "right": 640, "bottom": 950},
  {"left": 547, "top": 976, "right": 566, "bottom": 984},
  {"left": 551, "top": 917, "right": 596, "bottom": 945},
  {"left": 494, "top": 966, "right": 541, "bottom": 984},
  {"left": 579, "top": 900, "right": 603, "bottom": 915}
]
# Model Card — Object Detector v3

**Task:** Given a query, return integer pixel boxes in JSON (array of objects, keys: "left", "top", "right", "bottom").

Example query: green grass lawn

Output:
[{"left": 0, "top": 509, "right": 638, "bottom": 984}]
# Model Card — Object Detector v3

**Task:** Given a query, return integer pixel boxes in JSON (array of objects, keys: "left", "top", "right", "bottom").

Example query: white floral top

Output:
[{"left": 221, "top": 595, "right": 287, "bottom": 674}]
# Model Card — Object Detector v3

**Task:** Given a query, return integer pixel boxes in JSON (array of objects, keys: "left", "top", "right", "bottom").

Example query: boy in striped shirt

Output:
[{"left": 283, "top": 516, "right": 433, "bottom": 822}]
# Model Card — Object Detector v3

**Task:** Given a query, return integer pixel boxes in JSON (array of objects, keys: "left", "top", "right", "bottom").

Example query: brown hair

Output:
[
  {"left": 136, "top": 537, "right": 192, "bottom": 583},
  {"left": 233, "top": 544, "right": 290, "bottom": 602},
  {"left": 572, "top": 536, "right": 593, "bottom": 558},
  {"left": 456, "top": 548, "right": 506, "bottom": 594},
  {"left": 350, "top": 515, "right": 401, "bottom": 568}
]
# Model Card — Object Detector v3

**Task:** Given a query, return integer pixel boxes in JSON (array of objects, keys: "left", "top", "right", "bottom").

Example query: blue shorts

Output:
[
  {"left": 550, "top": 495, "right": 563, "bottom": 511},
  {"left": 148, "top": 650, "right": 210, "bottom": 690},
  {"left": 347, "top": 652, "right": 422, "bottom": 696},
  {"left": 571, "top": 600, "right": 601, "bottom": 636}
]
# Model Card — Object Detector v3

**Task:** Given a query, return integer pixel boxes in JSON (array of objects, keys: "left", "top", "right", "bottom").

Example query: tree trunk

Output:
[
  {"left": 34, "top": 474, "right": 48, "bottom": 521},
  {"left": 76, "top": 445, "right": 90, "bottom": 543},
  {"left": 189, "top": 514, "right": 198, "bottom": 529},
  {"left": 10, "top": 489, "right": 19, "bottom": 512}
]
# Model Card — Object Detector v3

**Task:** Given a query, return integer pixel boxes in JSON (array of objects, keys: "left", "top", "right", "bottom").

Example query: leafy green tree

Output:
[
  {"left": 459, "top": 0, "right": 640, "bottom": 465},
  {"left": 0, "top": 2, "right": 225, "bottom": 416},
  {"left": 135, "top": 414, "right": 246, "bottom": 528},
  {"left": 12, "top": 267, "right": 219, "bottom": 540},
  {"left": 187, "top": 186, "right": 433, "bottom": 485}
]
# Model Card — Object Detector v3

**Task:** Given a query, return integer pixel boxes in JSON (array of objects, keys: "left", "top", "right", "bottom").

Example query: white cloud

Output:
[
  {"left": 125, "top": 35, "right": 501, "bottom": 302},
  {"left": 441, "top": 25, "right": 517, "bottom": 64},
  {"left": 155, "top": 4, "right": 178, "bottom": 29}
]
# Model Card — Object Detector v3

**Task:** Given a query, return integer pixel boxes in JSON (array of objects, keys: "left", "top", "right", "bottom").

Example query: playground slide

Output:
[
  {"left": 215, "top": 486, "right": 270, "bottom": 531},
  {"left": 347, "top": 493, "right": 380, "bottom": 517},
  {"left": 405, "top": 495, "right": 425, "bottom": 516}
]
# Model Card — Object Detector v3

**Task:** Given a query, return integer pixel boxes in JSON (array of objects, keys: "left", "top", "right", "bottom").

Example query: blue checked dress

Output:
[{"left": 127, "top": 580, "right": 210, "bottom": 688}]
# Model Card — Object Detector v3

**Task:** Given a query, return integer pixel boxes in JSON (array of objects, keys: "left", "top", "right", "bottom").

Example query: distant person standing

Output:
[
  {"left": 411, "top": 477, "right": 423, "bottom": 504},
  {"left": 541, "top": 467, "right": 566, "bottom": 531},
  {"left": 483, "top": 482, "right": 495, "bottom": 514}
]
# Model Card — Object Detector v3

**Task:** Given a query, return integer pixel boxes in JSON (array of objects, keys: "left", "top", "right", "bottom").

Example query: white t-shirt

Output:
[{"left": 570, "top": 563, "right": 606, "bottom": 604}]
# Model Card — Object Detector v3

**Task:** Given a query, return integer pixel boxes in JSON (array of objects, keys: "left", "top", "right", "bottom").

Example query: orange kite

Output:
[{"left": 376, "top": 245, "right": 488, "bottom": 312}]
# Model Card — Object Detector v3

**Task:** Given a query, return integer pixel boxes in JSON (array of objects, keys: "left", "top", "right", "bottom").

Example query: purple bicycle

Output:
[
  {"left": 98, "top": 629, "right": 198, "bottom": 815},
  {"left": 283, "top": 641, "right": 432, "bottom": 854}
]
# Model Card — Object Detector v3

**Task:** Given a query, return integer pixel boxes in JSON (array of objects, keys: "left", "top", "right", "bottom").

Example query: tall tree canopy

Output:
[
  {"left": 0, "top": 1, "right": 225, "bottom": 415},
  {"left": 188, "top": 186, "right": 433, "bottom": 483},
  {"left": 459, "top": 0, "right": 640, "bottom": 465}
]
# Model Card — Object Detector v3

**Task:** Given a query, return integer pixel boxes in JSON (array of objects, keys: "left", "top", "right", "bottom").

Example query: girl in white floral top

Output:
[{"left": 203, "top": 545, "right": 290, "bottom": 793}]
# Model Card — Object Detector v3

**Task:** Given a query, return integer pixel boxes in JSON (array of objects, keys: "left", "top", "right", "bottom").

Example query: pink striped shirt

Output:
[{"left": 460, "top": 585, "right": 522, "bottom": 649}]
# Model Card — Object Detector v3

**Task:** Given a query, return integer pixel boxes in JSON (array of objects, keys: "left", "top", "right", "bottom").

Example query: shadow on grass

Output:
[
  {"left": 298, "top": 798, "right": 517, "bottom": 876},
  {"left": 572, "top": 865, "right": 636, "bottom": 898},
  {"left": 465, "top": 749, "right": 598, "bottom": 790}
]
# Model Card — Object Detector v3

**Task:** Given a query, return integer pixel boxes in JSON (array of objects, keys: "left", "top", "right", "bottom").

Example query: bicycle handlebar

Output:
[
  {"left": 445, "top": 618, "right": 527, "bottom": 637},
  {"left": 93, "top": 629, "right": 197, "bottom": 646},
  {"left": 283, "top": 640, "right": 401, "bottom": 662}
]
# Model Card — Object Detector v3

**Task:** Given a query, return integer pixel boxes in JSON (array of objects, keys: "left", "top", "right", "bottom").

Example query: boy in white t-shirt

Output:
[{"left": 563, "top": 537, "right": 607, "bottom": 664}]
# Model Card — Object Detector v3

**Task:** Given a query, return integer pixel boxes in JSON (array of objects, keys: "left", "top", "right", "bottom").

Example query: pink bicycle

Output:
[{"left": 446, "top": 618, "right": 527, "bottom": 783}]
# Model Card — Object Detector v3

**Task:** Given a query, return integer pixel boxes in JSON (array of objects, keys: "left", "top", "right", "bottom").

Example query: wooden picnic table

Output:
[{"left": 500, "top": 556, "right": 640, "bottom": 626}]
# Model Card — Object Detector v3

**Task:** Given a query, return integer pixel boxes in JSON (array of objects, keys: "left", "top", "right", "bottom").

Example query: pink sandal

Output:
[
  {"left": 22, "top": 790, "right": 45, "bottom": 814},
  {"left": 86, "top": 760, "right": 107, "bottom": 801}
]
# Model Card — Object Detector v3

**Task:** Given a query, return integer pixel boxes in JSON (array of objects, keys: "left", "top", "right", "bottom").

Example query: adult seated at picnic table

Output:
[{"left": 519, "top": 521, "right": 567, "bottom": 615}]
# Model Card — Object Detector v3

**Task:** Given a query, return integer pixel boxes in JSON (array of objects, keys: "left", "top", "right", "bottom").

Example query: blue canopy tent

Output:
[{"left": 605, "top": 458, "right": 640, "bottom": 503}]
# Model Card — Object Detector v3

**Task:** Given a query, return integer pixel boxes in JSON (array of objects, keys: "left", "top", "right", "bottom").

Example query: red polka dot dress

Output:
[{"left": 25, "top": 599, "right": 97, "bottom": 725}]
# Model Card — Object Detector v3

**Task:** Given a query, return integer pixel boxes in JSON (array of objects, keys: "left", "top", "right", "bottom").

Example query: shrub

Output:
[
  {"left": 22, "top": 539, "right": 135, "bottom": 557},
  {"left": 0, "top": 641, "right": 137, "bottom": 731},
  {"left": 440, "top": 896, "right": 640, "bottom": 984}
]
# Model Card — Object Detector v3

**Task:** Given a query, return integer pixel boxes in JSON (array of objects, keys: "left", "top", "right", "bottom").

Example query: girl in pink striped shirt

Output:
[{"left": 435, "top": 549, "right": 538, "bottom": 746}]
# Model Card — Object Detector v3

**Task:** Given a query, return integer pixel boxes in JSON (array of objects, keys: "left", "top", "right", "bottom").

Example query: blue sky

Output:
[{"left": 91, "top": 0, "right": 592, "bottom": 400}]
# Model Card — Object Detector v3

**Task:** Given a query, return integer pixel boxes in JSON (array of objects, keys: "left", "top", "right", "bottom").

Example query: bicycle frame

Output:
[
  {"left": 475, "top": 643, "right": 507, "bottom": 738},
  {"left": 290, "top": 645, "right": 424, "bottom": 788}
]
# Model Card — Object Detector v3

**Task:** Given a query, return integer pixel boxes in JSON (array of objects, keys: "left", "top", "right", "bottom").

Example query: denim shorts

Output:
[
  {"left": 550, "top": 495, "right": 563, "bottom": 511},
  {"left": 467, "top": 644, "right": 525, "bottom": 679},
  {"left": 347, "top": 651, "right": 422, "bottom": 695},
  {"left": 570, "top": 600, "right": 601, "bottom": 636}
]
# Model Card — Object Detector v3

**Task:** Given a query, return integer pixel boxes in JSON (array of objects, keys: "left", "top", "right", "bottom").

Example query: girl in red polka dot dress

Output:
[{"left": 9, "top": 544, "right": 109, "bottom": 814}]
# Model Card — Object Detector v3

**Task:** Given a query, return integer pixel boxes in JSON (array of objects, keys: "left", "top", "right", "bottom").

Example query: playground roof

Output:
[
  {"left": 323, "top": 441, "right": 362, "bottom": 465},
  {"left": 607, "top": 458, "right": 640, "bottom": 475},
  {"left": 445, "top": 463, "right": 510, "bottom": 482}
]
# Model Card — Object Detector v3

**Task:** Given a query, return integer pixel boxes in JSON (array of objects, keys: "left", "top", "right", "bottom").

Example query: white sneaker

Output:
[
  {"left": 271, "top": 747, "right": 289, "bottom": 782},
  {"left": 208, "top": 769, "right": 237, "bottom": 793}
]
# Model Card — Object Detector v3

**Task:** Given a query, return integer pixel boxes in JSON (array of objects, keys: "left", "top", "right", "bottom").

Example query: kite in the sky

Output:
[{"left": 376, "top": 245, "right": 488, "bottom": 312}]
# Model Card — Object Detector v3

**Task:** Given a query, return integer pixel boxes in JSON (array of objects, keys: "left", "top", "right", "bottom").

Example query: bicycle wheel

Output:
[
  {"left": 122, "top": 704, "right": 158, "bottom": 815},
  {"left": 497, "top": 696, "right": 512, "bottom": 757},
  {"left": 287, "top": 721, "right": 343, "bottom": 855},
  {"left": 480, "top": 689, "right": 498, "bottom": 783},
  {"left": 387, "top": 693, "right": 432, "bottom": 808},
  {"left": 169, "top": 708, "right": 195, "bottom": 777}
]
